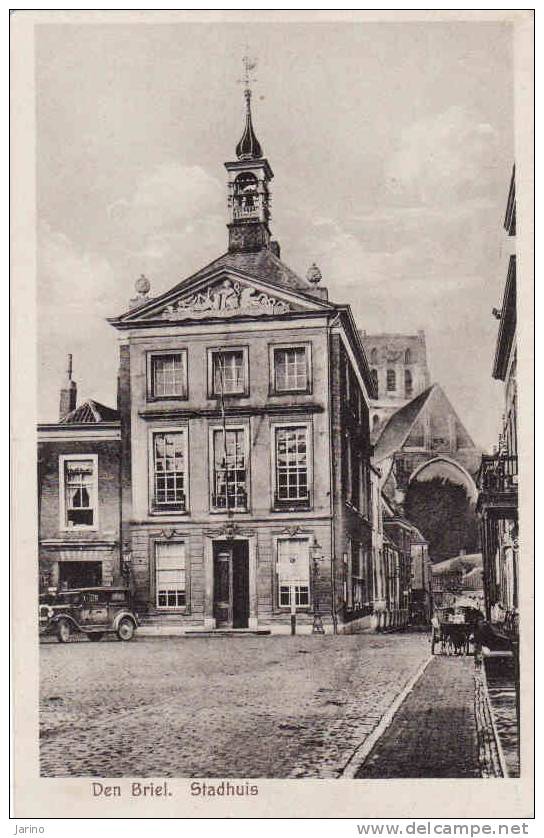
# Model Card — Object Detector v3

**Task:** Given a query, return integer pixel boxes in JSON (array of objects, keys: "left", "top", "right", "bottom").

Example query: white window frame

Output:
[
  {"left": 148, "top": 425, "right": 189, "bottom": 515},
  {"left": 208, "top": 423, "right": 251, "bottom": 512},
  {"left": 146, "top": 349, "right": 188, "bottom": 400},
  {"left": 271, "top": 421, "right": 313, "bottom": 509},
  {"left": 59, "top": 454, "right": 99, "bottom": 532},
  {"left": 155, "top": 540, "right": 187, "bottom": 610},
  {"left": 207, "top": 346, "right": 249, "bottom": 398},
  {"left": 269, "top": 342, "right": 312, "bottom": 394},
  {"left": 276, "top": 536, "right": 311, "bottom": 610}
]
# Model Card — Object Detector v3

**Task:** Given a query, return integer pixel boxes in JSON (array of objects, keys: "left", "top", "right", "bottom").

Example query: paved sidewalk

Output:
[{"left": 356, "top": 655, "right": 480, "bottom": 778}]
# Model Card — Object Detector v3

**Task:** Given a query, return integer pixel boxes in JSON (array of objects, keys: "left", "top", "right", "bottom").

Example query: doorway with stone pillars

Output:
[
  {"left": 213, "top": 540, "right": 249, "bottom": 628},
  {"left": 204, "top": 533, "right": 258, "bottom": 630}
]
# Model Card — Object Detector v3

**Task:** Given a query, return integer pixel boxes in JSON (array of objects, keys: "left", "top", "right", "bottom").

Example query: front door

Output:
[{"left": 213, "top": 541, "right": 249, "bottom": 628}]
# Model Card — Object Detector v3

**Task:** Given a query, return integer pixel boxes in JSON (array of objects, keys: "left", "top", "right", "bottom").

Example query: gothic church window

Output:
[
  {"left": 387, "top": 369, "right": 396, "bottom": 392},
  {"left": 404, "top": 348, "right": 412, "bottom": 364},
  {"left": 405, "top": 369, "right": 413, "bottom": 397}
]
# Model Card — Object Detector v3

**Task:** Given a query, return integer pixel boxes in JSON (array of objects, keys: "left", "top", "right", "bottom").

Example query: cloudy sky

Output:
[{"left": 36, "top": 19, "right": 514, "bottom": 448}]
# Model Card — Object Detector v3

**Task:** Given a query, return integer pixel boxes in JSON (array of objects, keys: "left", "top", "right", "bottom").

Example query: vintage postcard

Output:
[{"left": 11, "top": 9, "right": 534, "bottom": 821}]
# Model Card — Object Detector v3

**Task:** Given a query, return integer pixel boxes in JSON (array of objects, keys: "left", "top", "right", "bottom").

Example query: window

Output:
[
  {"left": 274, "top": 425, "right": 310, "bottom": 506},
  {"left": 351, "top": 444, "right": 361, "bottom": 509},
  {"left": 277, "top": 538, "right": 310, "bottom": 608},
  {"left": 370, "top": 348, "right": 378, "bottom": 365},
  {"left": 273, "top": 346, "right": 309, "bottom": 392},
  {"left": 343, "top": 431, "right": 352, "bottom": 501},
  {"left": 404, "top": 369, "right": 413, "bottom": 397},
  {"left": 212, "top": 427, "right": 248, "bottom": 510},
  {"left": 61, "top": 457, "right": 97, "bottom": 529},
  {"left": 352, "top": 541, "right": 364, "bottom": 609},
  {"left": 148, "top": 351, "right": 187, "bottom": 399},
  {"left": 151, "top": 430, "right": 187, "bottom": 512},
  {"left": 371, "top": 368, "right": 378, "bottom": 396},
  {"left": 209, "top": 348, "right": 247, "bottom": 396},
  {"left": 386, "top": 369, "right": 396, "bottom": 392},
  {"left": 156, "top": 541, "right": 186, "bottom": 608},
  {"left": 372, "top": 414, "right": 380, "bottom": 430},
  {"left": 404, "top": 348, "right": 412, "bottom": 365}
]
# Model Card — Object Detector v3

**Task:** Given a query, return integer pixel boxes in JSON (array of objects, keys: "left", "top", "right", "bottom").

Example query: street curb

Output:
[{"left": 339, "top": 654, "right": 433, "bottom": 779}]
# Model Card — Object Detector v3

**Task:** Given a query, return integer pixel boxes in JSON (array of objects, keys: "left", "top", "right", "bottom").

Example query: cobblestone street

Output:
[{"left": 40, "top": 633, "right": 431, "bottom": 778}]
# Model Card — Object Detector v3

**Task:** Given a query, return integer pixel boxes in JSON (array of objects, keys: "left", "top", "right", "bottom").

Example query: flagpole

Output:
[{"left": 216, "top": 355, "right": 232, "bottom": 517}]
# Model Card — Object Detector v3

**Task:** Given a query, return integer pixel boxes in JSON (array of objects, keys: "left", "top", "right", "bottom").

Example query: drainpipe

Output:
[{"left": 327, "top": 314, "right": 340, "bottom": 634}]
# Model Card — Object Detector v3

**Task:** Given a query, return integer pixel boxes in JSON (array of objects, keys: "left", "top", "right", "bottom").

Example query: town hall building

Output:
[{"left": 38, "top": 84, "right": 389, "bottom": 634}]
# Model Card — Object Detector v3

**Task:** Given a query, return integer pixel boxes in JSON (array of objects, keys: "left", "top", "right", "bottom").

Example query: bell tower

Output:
[{"left": 225, "top": 57, "right": 274, "bottom": 253}]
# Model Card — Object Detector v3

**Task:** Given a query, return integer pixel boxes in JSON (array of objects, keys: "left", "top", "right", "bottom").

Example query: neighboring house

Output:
[
  {"left": 477, "top": 166, "right": 519, "bottom": 625},
  {"left": 380, "top": 496, "right": 414, "bottom": 627},
  {"left": 38, "top": 357, "right": 122, "bottom": 591},
  {"left": 103, "top": 88, "right": 382, "bottom": 634},
  {"left": 410, "top": 529, "right": 432, "bottom": 624}
]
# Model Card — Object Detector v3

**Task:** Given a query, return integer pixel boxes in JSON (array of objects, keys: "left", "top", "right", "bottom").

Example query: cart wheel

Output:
[
  {"left": 57, "top": 619, "right": 71, "bottom": 643},
  {"left": 117, "top": 618, "right": 135, "bottom": 641}
]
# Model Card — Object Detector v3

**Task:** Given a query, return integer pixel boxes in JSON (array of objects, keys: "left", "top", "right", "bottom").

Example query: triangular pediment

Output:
[{"left": 113, "top": 266, "right": 332, "bottom": 325}]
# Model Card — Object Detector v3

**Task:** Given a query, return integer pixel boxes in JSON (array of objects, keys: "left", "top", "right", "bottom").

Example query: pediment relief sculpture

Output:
[{"left": 161, "top": 279, "right": 291, "bottom": 320}]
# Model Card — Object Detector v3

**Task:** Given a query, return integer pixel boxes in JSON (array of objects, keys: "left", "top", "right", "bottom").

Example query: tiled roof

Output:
[
  {"left": 431, "top": 553, "right": 482, "bottom": 575},
  {"left": 373, "top": 385, "right": 436, "bottom": 461},
  {"left": 59, "top": 399, "right": 119, "bottom": 424},
  {"left": 169, "top": 248, "right": 312, "bottom": 295}
]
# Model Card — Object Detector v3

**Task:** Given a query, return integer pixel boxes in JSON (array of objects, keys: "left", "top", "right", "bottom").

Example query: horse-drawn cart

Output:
[{"left": 431, "top": 606, "right": 482, "bottom": 656}]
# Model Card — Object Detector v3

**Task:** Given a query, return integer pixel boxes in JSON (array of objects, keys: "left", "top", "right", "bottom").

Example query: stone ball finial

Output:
[
  {"left": 306, "top": 262, "right": 322, "bottom": 285},
  {"left": 135, "top": 273, "right": 151, "bottom": 296}
]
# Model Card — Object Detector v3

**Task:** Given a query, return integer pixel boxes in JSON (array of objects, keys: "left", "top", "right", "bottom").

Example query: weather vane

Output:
[{"left": 238, "top": 50, "right": 258, "bottom": 96}]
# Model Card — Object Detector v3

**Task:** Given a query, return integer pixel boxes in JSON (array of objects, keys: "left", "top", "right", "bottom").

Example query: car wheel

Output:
[
  {"left": 57, "top": 619, "right": 71, "bottom": 643},
  {"left": 117, "top": 618, "right": 135, "bottom": 641},
  {"left": 88, "top": 633, "right": 104, "bottom": 642}
]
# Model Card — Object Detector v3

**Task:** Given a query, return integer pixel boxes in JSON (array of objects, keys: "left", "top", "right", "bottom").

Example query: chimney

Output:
[{"left": 59, "top": 354, "right": 77, "bottom": 419}]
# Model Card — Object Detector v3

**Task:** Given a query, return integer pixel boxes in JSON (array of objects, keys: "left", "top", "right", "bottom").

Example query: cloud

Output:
[
  {"left": 385, "top": 106, "right": 500, "bottom": 206},
  {"left": 37, "top": 223, "right": 121, "bottom": 420},
  {"left": 107, "top": 162, "right": 225, "bottom": 290},
  {"left": 108, "top": 162, "right": 223, "bottom": 228}
]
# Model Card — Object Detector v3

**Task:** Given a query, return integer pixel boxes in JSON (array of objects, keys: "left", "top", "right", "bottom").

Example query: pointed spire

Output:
[
  {"left": 236, "top": 55, "right": 263, "bottom": 160},
  {"left": 236, "top": 88, "right": 263, "bottom": 161}
]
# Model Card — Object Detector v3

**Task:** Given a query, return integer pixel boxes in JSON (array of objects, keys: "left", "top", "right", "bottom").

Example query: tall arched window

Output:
[
  {"left": 372, "top": 414, "right": 380, "bottom": 430},
  {"left": 371, "top": 368, "right": 378, "bottom": 396},
  {"left": 370, "top": 348, "right": 378, "bottom": 365},
  {"left": 405, "top": 369, "right": 413, "bottom": 396},
  {"left": 404, "top": 348, "right": 412, "bottom": 364},
  {"left": 386, "top": 369, "right": 396, "bottom": 392}
]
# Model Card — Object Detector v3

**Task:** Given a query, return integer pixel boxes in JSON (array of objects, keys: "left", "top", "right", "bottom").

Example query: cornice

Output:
[{"left": 138, "top": 403, "right": 325, "bottom": 421}]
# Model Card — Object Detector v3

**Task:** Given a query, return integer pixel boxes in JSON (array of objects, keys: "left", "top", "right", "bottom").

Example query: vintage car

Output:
[{"left": 39, "top": 587, "right": 140, "bottom": 643}]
